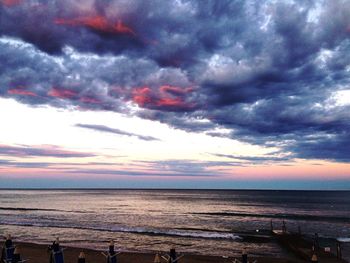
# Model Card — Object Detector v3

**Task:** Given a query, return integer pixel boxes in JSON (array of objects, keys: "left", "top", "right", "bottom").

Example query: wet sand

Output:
[{"left": 10, "top": 242, "right": 303, "bottom": 263}]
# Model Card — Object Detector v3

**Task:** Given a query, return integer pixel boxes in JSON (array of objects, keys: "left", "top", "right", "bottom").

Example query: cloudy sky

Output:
[{"left": 1, "top": 0, "right": 350, "bottom": 189}]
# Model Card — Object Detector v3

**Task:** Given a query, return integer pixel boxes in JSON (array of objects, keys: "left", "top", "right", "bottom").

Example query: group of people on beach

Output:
[
  {"left": 1, "top": 234, "right": 24, "bottom": 263},
  {"left": 1, "top": 234, "right": 184, "bottom": 263}
]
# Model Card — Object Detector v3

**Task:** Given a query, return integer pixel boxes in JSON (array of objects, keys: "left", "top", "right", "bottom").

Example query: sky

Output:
[{"left": 0, "top": 0, "right": 350, "bottom": 189}]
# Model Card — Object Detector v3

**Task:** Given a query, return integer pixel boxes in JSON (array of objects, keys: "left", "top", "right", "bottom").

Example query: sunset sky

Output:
[{"left": 1, "top": 0, "right": 350, "bottom": 189}]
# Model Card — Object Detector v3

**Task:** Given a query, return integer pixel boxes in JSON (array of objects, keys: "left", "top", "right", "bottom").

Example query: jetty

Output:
[{"left": 272, "top": 230, "right": 348, "bottom": 263}]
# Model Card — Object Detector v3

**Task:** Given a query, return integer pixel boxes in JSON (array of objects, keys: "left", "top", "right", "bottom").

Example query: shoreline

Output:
[
  {"left": 1, "top": 188, "right": 350, "bottom": 192},
  {"left": 7, "top": 241, "right": 301, "bottom": 263}
]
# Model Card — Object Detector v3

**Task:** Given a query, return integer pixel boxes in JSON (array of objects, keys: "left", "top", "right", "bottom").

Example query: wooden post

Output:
[
  {"left": 13, "top": 246, "right": 22, "bottom": 263},
  {"left": 154, "top": 253, "right": 161, "bottom": 263},
  {"left": 270, "top": 220, "right": 273, "bottom": 232},
  {"left": 311, "top": 254, "right": 318, "bottom": 263},
  {"left": 282, "top": 220, "right": 286, "bottom": 233},
  {"left": 78, "top": 252, "right": 85, "bottom": 263},
  {"left": 336, "top": 241, "right": 342, "bottom": 259}
]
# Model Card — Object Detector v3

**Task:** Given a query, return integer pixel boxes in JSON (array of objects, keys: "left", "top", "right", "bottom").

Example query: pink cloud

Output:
[
  {"left": 1, "top": 0, "right": 23, "bottom": 7},
  {"left": 0, "top": 144, "right": 95, "bottom": 158},
  {"left": 80, "top": 96, "right": 101, "bottom": 104},
  {"left": 55, "top": 16, "right": 136, "bottom": 36},
  {"left": 159, "top": 85, "right": 194, "bottom": 95},
  {"left": 48, "top": 87, "right": 78, "bottom": 99},
  {"left": 132, "top": 86, "right": 153, "bottom": 107},
  {"left": 8, "top": 87, "right": 37, "bottom": 97},
  {"left": 132, "top": 85, "right": 196, "bottom": 111}
]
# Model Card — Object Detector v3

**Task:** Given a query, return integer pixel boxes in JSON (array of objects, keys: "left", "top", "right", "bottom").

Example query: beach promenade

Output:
[{"left": 273, "top": 230, "right": 347, "bottom": 263}]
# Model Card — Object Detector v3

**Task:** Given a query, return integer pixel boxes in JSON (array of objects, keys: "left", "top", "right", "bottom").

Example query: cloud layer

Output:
[
  {"left": 1, "top": 0, "right": 350, "bottom": 161},
  {"left": 75, "top": 123, "right": 159, "bottom": 141},
  {"left": 0, "top": 144, "right": 95, "bottom": 158}
]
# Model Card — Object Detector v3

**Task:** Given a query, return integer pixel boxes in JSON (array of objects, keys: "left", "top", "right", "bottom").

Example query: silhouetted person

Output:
[
  {"left": 48, "top": 237, "right": 60, "bottom": 252},
  {"left": 48, "top": 237, "right": 61, "bottom": 263},
  {"left": 106, "top": 240, "right": 117, "bottom": 263},
  {"left": 282, "top": 220, "right": 287, "bottom": 233},
  {"left": 1, "top": 234, "right": 14, "bottom": 263},
  {"left": 169, "top": 248, "right": 177, "bottom": 263},
  {"left": 5, "top": 234, "right": 13, "bottom": 248},
  {"left": 242, "top": 248, "right": 248, "bottom": 263},
  {"left": 109, "top": 240, "right": 115, "bottom": 255},
  {"left": 313, "top": 233, "right": 319, "bottom": 250}
]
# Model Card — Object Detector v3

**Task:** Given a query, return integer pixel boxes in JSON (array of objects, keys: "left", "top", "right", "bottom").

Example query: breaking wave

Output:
[{"left": 0, "top": 220, "right": 241, "bottom": 240}]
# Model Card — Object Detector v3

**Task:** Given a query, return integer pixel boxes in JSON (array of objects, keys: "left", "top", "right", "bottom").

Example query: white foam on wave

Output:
[
  {"left": 337, "top": 237, "right": 350, "bottom": 242},
  {"left": 0, "top": 220, "right": 241, "bottom": 240},
  {"left": 96, "top": 225, "right": 241, "bottom": 240}
]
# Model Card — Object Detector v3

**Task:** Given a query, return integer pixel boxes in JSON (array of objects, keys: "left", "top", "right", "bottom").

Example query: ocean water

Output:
[{"left": 0, "top": 189, "right": 349, "bottom": 259}]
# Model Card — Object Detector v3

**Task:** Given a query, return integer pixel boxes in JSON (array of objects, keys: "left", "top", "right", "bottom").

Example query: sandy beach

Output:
[{"left": 8, "top": 242, "right": 302, "bottom": 263}]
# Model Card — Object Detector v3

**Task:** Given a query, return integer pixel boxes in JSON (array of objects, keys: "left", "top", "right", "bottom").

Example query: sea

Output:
[{"left": 0, "top": 189, "right": 349, "bottom": 260}]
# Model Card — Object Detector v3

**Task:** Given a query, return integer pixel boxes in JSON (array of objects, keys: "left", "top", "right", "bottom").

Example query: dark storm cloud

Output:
[
  {"left": 0, "top": 144, "right": 95, "bottom": 158},
  {"left": 0, "top": 0, "right": 145, "bottom": 54},
  {"left": 288, "top": 131, "right": 350, "bottom": 162},
  {"left": 75, "top": 123, "right": 159, "bottom": 141},
  {"left": 1, "top": 0, "right": 350, "bottom": 162}
]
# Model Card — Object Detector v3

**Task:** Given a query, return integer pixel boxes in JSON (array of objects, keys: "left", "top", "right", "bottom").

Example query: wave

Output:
[
  {"left": 0, "top": 207, "right": 88, "bottom": 213},
  {"left": 337, "top": 237, "right": 350, "bottom": 242},
  {"left": 0, "top": 207, "right": 61, "bottom": 212},
  {"left": 0, "top": 220, "right": 241, "bottom": 240},
  {"left": 194, "top": 212, "right": 350, "bottom": 223}
]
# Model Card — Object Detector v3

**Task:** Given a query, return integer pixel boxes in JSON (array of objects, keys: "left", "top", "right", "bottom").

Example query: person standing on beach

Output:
[
  {"left": 109, "top": 240, "right": 115, "bottom": 256},
  {"left": 242, "top": 248, "right": 248, "bottom": 263},
  {"left": 106, "top": 240, "right": 117, "bottom": 263},
  {"left": 1, "top": 234, "right": 13, "bottom": 262},
  {"left": 48, "top": 237, "right": 60, "bottom": 263},
  {"left": 169, "top": 248, "right": 177, "bottom": 263},
  {"left": 5, "top": 234, "right": 13, "bottom": 248}
]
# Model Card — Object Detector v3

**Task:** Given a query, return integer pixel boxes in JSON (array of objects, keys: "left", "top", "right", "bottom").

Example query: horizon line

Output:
[{"left": 0, "top": 188, "right": 349, "bottom": 192}]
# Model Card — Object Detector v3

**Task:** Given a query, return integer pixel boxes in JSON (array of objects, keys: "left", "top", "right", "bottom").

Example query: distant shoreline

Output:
[{"left": 1, "top": 188, "right": 350, "bottom": 191}]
